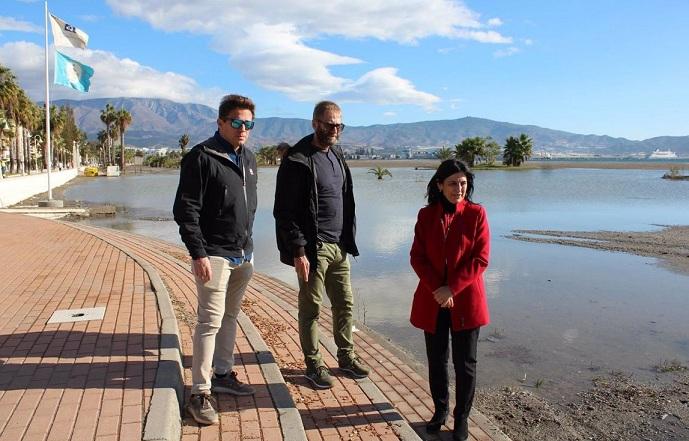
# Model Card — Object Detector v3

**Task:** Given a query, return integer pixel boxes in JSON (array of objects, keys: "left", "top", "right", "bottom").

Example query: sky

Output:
[{"left": 1, "top": 0, "right": 688, "bottom": 141}]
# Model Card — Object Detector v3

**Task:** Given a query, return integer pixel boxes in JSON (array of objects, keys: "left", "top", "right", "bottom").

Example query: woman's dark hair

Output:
[{"left": 426, "top": 159, "right": 475, "bottom": 205}]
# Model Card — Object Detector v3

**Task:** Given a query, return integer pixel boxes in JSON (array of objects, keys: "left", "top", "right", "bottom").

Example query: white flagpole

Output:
[{"left": 44, "top": 0, "right": 52, "bottom": 200}]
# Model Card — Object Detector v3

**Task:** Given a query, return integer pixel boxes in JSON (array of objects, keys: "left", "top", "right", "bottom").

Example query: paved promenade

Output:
[{"left": 0, "top": 212, "right": 510, "bottom": 441}]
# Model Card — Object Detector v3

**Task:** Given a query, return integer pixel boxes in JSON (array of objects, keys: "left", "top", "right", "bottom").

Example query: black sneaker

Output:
[
  {"left": 186, "top": 393, "right": 218, "bottom": 425},
  {"left": 305, "top": 365, "right": 334, "bottom": 389},
  {"left": 339, "top": 356, "right": 370, "bottom": 378},
  {"left": 211, "top": 371, "right": 255, "bottom": 395}
]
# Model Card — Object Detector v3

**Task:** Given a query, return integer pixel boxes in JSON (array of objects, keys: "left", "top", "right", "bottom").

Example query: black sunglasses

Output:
[
  {"left": 318, "top": 120, "right": 345, "bottom": 131},
  {"left": 225, "top": 118, "right": 255, "bottom": 130}
]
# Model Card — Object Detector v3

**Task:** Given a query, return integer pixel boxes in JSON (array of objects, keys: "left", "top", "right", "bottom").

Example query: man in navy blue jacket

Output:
[{"left": 173, "top": 94, "right": 258, "bottom": 425}]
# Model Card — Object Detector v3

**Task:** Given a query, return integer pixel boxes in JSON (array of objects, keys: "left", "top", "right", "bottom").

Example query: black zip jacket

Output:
[
  {"left": 173, "top": 135, "right": 258, "bottom": 260},
  {"left": 273, "top": 134, "right": 358, "bottom": 270}
]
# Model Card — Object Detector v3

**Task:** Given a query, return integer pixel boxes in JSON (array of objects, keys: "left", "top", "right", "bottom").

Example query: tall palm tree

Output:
[
  {"left": 368, "top": 166, "right": 392, "bottom": 180},
  {"left": 503, "top": 133, "right": 533, "bottom": 166},
  {"left": 97, "top": 129, "right": 108, "bottom": 166},
  {"left": 115, "top": 108, "right": 132, "bottom": 172},
  {"left": 100, "top": 103, "right": 116, "bottom": 165},
  {"left": 178, "top": 133, "right": 190, "bottom": 154}
]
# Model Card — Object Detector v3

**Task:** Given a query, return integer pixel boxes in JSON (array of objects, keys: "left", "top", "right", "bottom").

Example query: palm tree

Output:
[
  {"left": 100, "top": 103, "right": 116, "bottom": 165},
  {"left": 256, "top": 145, "right": 280, "bottom": 166},
  {"left": 178, "top": 133, "right": 190, "bottom": 154},
  {"left": 454, "top": 137, "right": 488, "bottom": 167},
  {"left": 115, "top": 108, "right": 132, "bottom": 172},
  {"left": 97, "top": 129, "right": 108, "bottom": 166},
  {"left": 368, "top": 166, "right": 392, "bottom": 180},
  {"left": 435, "top": 146, "right": 454, "bottom": 161},
  {"left": 503, "top": 133, "right": 533, "bottom": 166}
]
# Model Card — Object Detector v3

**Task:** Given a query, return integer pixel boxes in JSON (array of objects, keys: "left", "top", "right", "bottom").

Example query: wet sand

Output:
[{"left": 508, "top": 226, "right": 689, "bottom": 276}]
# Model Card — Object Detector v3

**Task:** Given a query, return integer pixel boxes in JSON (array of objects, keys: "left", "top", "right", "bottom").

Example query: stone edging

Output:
[
  {"left": 141, "top": 246, "right": 308, "bottom": 441},
  {"left": 237, "top": 312, "right": 307, "bottom": 441},
  {"left": 253, "top": 283, "right": 422, "bottom": 441},
  {"left": 66, "top": 223, "right": 184, "bottom": 441}
]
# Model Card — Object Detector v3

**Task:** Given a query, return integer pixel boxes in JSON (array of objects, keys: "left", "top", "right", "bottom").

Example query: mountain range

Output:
[{"left": 51, "top": 97, "right": 689, "bottom": 155}]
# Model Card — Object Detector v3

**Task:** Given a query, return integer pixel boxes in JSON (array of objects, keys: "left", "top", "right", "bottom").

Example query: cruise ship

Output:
[{"left": 648, "top": 149, "right": 678, "bottom": 159}]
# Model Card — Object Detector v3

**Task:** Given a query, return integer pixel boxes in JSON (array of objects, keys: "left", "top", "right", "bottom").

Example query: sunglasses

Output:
[
  {"left": 318, "top": 120, "right": 345, "bottom": 132},
  {"left": 225, "top": 118, "right": 255, "bottom": 130}
]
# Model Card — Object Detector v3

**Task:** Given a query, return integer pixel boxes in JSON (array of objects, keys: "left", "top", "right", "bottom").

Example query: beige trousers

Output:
[{"left": 191, "top": 255, "right": 253, "bottom": 394}]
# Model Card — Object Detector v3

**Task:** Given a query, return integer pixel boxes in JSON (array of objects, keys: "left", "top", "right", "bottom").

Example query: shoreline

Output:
[{"left": 508, "top": 226, "right": 689, "bottom": 276}]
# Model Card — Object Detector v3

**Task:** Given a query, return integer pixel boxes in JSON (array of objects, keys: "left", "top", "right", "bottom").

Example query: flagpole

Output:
[{"left": 44, "top": 0, "right": 52, "bottom": 200}]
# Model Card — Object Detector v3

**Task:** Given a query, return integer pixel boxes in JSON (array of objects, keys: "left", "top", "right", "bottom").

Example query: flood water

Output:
[{"left": 65, "top": 166, "right": 689, "bottom": 399}]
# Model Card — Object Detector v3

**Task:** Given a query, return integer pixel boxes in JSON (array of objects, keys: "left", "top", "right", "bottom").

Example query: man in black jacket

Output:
[
  {"left": 274, "top": 101, "right": 369, "bottom": 389},
  {"left": 173, "top": 94, "right": 258, "bottom": 425}
]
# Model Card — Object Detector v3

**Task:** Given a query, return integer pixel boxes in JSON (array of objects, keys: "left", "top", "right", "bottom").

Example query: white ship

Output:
[{"left": 648, "top": 149, "right": 677, "bottom": 159}]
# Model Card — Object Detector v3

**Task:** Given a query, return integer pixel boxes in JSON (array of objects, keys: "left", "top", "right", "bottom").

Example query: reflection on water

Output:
[{"left": 66, "top": 166, "right": 689, "bottom": 397}]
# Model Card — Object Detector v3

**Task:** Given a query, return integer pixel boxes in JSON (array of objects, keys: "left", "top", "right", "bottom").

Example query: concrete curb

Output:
[
  {"left": 157, "top": 251, "right": 308, "bottom": 441},
  {"left": 67, "top": 223, "right": 184, "bottom": 441},
  {"left": 253, "top": 283, "right": 422, "bottom": 441},
  {"left": 237, "top": 312, "right": 307, "bottom": 441}
]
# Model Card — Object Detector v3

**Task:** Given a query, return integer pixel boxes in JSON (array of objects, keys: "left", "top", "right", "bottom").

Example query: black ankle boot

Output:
[
  {"left": 425, "top": 409, "right": 449, "bottom": 433},
  {"left": 452, "top": 417, "right": 469, "bottom": 440}
]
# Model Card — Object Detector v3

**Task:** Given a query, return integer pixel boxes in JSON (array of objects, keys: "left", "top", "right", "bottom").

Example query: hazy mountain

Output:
[{"left": 52, "top": 97, "right": 689, "bottom": 154}]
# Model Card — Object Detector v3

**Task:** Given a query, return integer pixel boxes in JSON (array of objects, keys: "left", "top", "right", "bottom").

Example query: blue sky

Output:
[{"left": 1, "top": 0, "right": 688, "bottom": 140}]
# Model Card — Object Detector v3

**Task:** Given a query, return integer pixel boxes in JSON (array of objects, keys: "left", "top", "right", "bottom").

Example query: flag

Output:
[
  {"left": 54, "top": 50, "right": 94, "bottom": 92},
  {"left": 49, "top": 14, "right": 89, "bottom": 49}
]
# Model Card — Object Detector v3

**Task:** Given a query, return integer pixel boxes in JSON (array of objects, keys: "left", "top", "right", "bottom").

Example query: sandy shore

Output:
[{"left": 508, "top": 226, "right": 689, "bottom": 276}]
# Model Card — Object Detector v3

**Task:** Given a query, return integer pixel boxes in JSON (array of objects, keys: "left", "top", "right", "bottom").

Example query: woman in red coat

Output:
[{"left": 409, "top": 159, "right": 490, "bottom": 441}]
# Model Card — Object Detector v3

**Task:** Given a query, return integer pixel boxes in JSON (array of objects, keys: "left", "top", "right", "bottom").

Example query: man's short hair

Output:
[
  {"left": 312, "top": 101, "right": 341, "bottom": 120},
  {"left": 219, "top": 94, "right": 255, "bottom": 119}
]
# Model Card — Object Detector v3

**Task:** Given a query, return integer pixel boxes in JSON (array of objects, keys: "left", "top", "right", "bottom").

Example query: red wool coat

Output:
[{"left": 409, "top": 199, "right": 490, "bottom": 333}]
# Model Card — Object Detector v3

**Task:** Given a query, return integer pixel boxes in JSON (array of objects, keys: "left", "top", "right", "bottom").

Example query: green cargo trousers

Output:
[{"left": 298, "top": 242, "right": 355, "bottom": 369}]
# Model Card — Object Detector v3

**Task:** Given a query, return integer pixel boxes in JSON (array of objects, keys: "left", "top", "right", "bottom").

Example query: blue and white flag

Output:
[
  {"left": 54, "top": 50, "right": 94, "bottom": 92},
  {"left": 49, "top": 14, "right": 89, "bottom": 49}
]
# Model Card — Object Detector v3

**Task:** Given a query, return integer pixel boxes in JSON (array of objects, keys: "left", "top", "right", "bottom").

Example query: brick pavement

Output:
[
  {"left": 0, "top": 212, "right": 510, "bottom": 441},
  {"left": 0, "top": 213, "right": 160, "bottom": 441}
]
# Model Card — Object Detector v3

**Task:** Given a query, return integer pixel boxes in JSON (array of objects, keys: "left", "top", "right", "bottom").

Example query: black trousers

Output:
[{"left": 424, "top": 308, "right": 479, "bottom": 421}]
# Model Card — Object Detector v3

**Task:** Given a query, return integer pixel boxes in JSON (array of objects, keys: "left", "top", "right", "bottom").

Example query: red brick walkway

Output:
[
  {"left": 0, "top": 212, "right": 510, "bottom": 441},
  {"left": 0, "top": 213, "right": 160, "bottom": 441}
]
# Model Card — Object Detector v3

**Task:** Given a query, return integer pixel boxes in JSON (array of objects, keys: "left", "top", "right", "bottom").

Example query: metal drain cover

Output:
[{"left": 48, "top": 307, "right": 106, "bottom": 324}]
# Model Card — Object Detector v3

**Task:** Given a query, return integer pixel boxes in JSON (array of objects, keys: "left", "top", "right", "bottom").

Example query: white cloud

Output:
[
  {"left": 106, "top": 0, "right": 511, "bottom": 108},
  {"left": 437, "top": 47, "right": 454, "bottom": 55},
  {"left": 523, "top": 38, "right": 534, "bottom": 46},
  {"left": 0, "top": 41, "right": 222, "bottom": 105},
  {"left": 494, "top": 46, "right": 520, "bottom": 58},
  {"left": 331, "top": 68, "right": 440, "bottom": 110},
  {"left": 383, "top": 111, "right": 397, "bottom": 117},
  {"left": 449, "top": 98, "right": 462, "bottom": 110},
  {"left": 0, "top": 16, "right": 42, "bottom": 33},
  {"left": 487, "top": 17, "right": 503, "bottom": 27}
]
